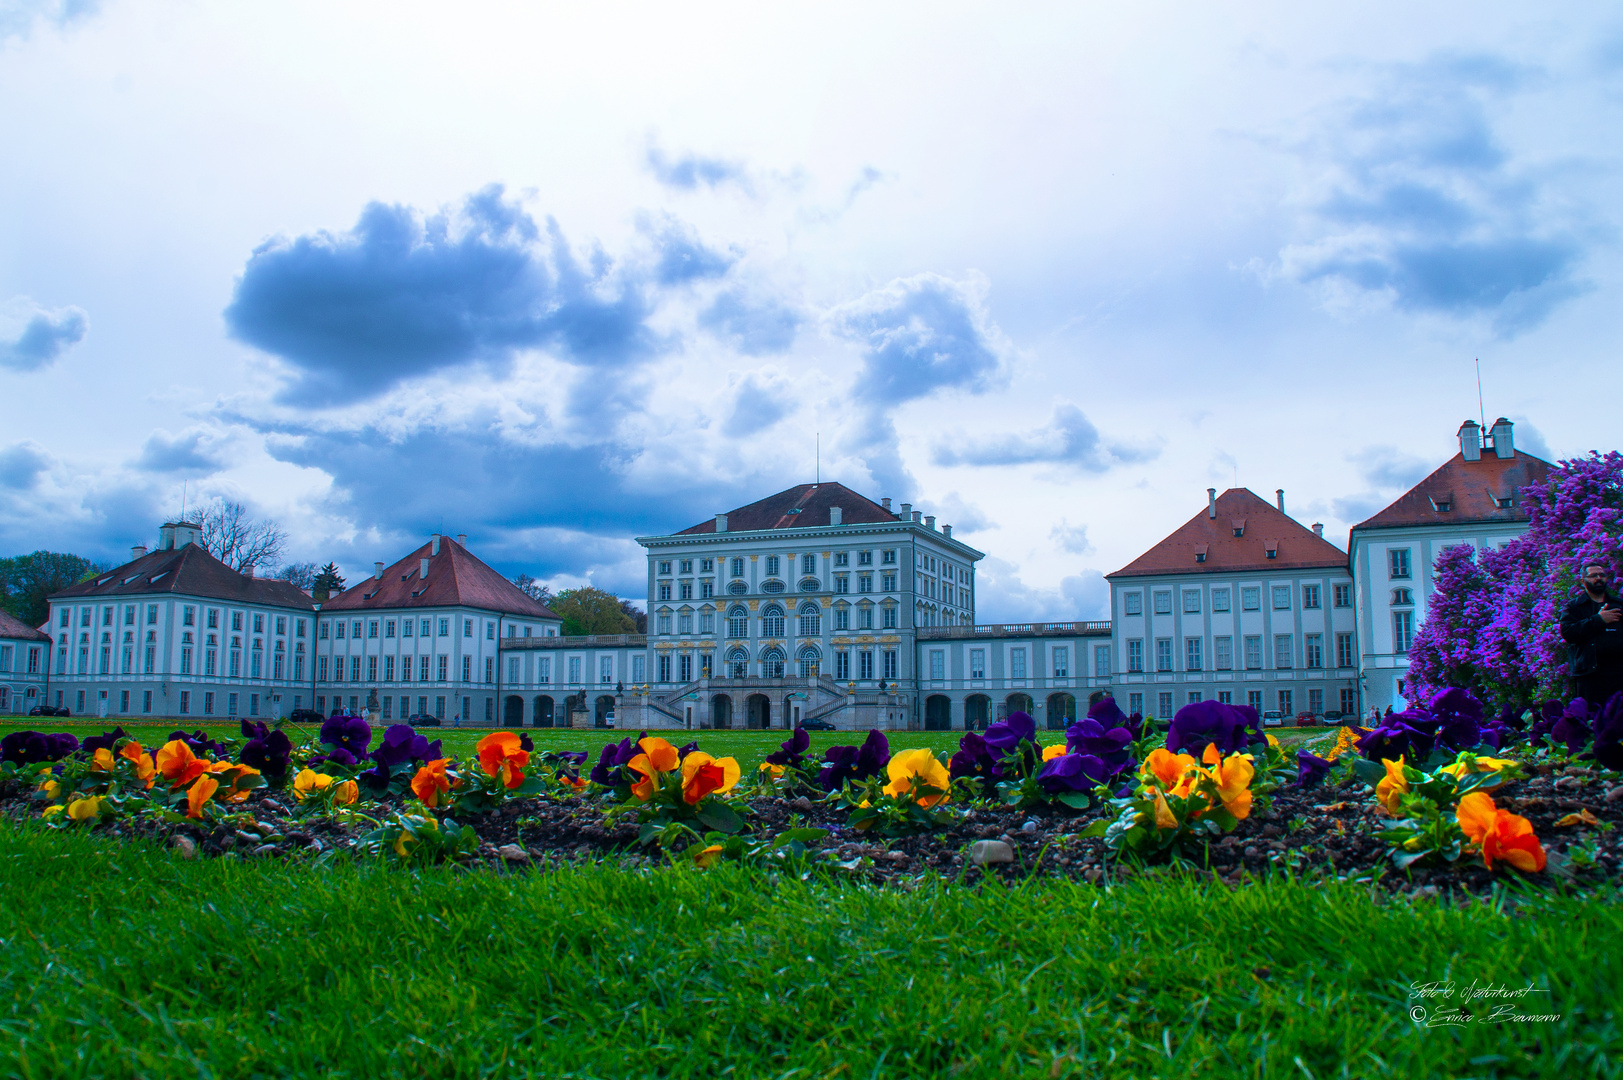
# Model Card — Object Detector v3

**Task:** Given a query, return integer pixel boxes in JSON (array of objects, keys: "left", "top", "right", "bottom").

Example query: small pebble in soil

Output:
[
  {"left": 1021, "top": 821, "right": 1038, "bottom": 833},
  {"left": 969, "top": 840, "right": 1015, "bottom": 865},
  {"left": 252, "top": 844, "right": 278, "bottom": 857},
  {"left": 497, "top": 843, "right": 529, "bottom": 862},
  {"left": 1244, "top": 846, "right": 1260, "bottom": 858},
  {"left": 1606, "top": 786, "right": 1623, "bottom": 804},
  {"left": 171, "top": 835, "right": 197, "bottom": 859}
]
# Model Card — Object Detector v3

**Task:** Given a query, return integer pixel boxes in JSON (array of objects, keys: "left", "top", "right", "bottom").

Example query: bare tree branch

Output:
[
  {"left": 273, "top": 562, "right": 317, "bottom": 591},
  {"left": 196, "top": 499, "right": 287, "bottom": 573}
]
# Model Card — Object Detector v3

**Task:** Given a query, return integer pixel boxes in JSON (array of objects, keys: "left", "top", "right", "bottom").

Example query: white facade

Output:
[
  {"left": 47, "top": 524, "right": 315, "bottom": 721},
  {"left": 915, "top": 622, "right": 1114, "bottom": 730},
  {"left": 0, "top": 620, "right": 48, "bottom": 715},
  {"left": 1109, "top": 568, "right": 1358, "bottom": 721}
]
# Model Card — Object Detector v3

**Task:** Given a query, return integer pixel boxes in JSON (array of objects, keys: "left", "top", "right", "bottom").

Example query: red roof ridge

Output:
[
  {"left": 1350, "top": 450, "right": 1553, "bottom": 533},
  {"left": 673, "top": 482, "right": 902, "bottom": 535},
  {"left": 321, "top": 537, "right": 559, "bottom": 620},
  {"left": 1109, "top": 487, "right": 1348, "bottom": 579}
]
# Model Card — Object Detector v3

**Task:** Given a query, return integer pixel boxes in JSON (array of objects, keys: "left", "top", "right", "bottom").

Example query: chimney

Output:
[
  {"left": 157, "top": 524, "right": 175, "bottom": 550},
  {"left": 1207, "top": 488, "right": 1217, "bottom": 518},
  {"left": 420, "top": 557, "right": 430, "bottom": 580},
  {"left": 829, "top": 507, "right": 842, "bottom": 525},
  {"left": 242, "top": 563, "right": 256, "bottom": 579},
  {"left": 1276, "top": 489, "right": 1285, "bottom": 513},
  {"left": 924, "top": 515, "right": 936, "bottom": 529},
  {"left": 881, "top": 498, "right": 892, "bottom": 511},
  {"left": 1313, "top": 523, "right": 1324, "bottom": 537},
  {"left": 456, "top": 533, "right": 467, "bottom": 547},
  {"left": 1458, "top": 420, "right": 1482, "bottom": 462},
  {"left": 899, "top": 502, "right": 912, "bottom": 519},
  {"left": 942, "top": 524, "right": 952, "bottom": 539},
  {"left": 130, "top": 545, "right": 147, "bottom": 561},
  {"left": 374, "top": 561, "right": 384, "bottom": 580},
  {"left": 912, "top": 511, "right": 923, "bottom": 524},
  {"left": 1491, "top": 418, "right": 1514, "bottom": 459},
  {"left": 431, "top": 533, "right": 441, "bottom": 556},
  {"left": 715, "top": 513, "right": 728, "bottom": 532}
]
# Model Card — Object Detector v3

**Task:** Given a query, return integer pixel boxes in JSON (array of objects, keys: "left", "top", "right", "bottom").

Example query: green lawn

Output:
[
  {"left": 0, "top": 823, "right": 1613, "bottom": 1079},
  {"left": 0, "top": 719, "right": 1336, "bottom": 772}
]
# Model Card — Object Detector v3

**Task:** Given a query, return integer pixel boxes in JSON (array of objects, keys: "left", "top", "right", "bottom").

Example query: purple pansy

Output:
[
  {"left": 1166, "top": 701, "right": 1253, "bottom": 757},
  {"left": 80, "top": 727, "right": 128, "bottom": 756},
  {"left": 766, "top": 726, "right": 811, "bottom": 767},
  {"left": 0, "top": 730, "right": 78, "bottom": 764},
  {"left": 319, "top": 715, "right": 372, "bottom": 758},
  {"left": 1296, "top": 750, "right": 1334, "bottom": 789},
  {"left": 1063, "top": 718, "right": 1133, "bottom": 776},
  {"left": 818, "top": 730, "right": 890, "bottom": 792},
  {"left": 1036, "top": 752, "right": 1106, "bottom": 793},
  {"left": 984, "top": 711, "right": 1036, "bottom": 756},
  {"left": 589, "top": 737, "right": 639, "bottom": 786},
  {"left": 240, "top": 721, "right": 293, "bottom": 782}
]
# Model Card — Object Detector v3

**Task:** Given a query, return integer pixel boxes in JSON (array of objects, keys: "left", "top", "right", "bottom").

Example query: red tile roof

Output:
[
  {"left": 320, "top": 537, "right": 559, "bottom": 620},
  {"left": 675, "top": 483, "right": 899, "bottom": 534},
  {"left": 1109, "top": 488, "right": 1349, "bottom": 579},
  {"left": 0, "top": 610, "right": 50, "bottom": 643},
  {"left": 49, "top": 544, "right": 315, "bottom": 609},
  {"left": 1350, "top": 450, "right": 1552, "bottom": 532}
]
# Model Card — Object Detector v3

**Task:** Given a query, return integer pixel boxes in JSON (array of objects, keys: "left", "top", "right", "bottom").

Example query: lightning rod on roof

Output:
[
  {"left": 816, "top": 432, "right": 820, "bottom": 486},
  {"left": 1476, "top": 358, "right": 1486, "bottom": 434}
]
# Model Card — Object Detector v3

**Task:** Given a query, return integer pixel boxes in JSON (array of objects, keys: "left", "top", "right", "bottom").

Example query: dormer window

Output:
[
  {"left": 1264, "top": 541, "right": 1278, "bottom": 560},
  {"left": 1430, "top": 493, "right": 1453, "bottom": 512},
  {"left": 1495, "top": 496, "right": 1513, "bottom": 509},
  {"left": 1231, "top": 519, "right": 1246, "bottom": 537},
  {"left": 1194, "top": 543, "right": 1208, "bottom": 563}
]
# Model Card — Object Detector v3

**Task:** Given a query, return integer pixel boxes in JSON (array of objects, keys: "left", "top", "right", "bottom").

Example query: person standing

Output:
[{"left": 1560, "top": 562, "right": 1623, "bottom": 708}]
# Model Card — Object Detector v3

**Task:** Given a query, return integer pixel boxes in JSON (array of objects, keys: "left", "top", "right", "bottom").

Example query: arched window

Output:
[
  {"left": 798, "top": 601, "right": 821, "bottom": 637},
  {"left": 761, "top": 604, "right": 785, "bottom": 638},
  {"left": 727, "top": 605, "right": 749, "bottom": 639},
  {"left": 727, "top": 648, "right": 749, "bottom": 679},
  {"left": 728, "top": 580, "right": 747, "bottom": 595},
  {"left": 762, "top": 580, "right": 786, "bottom": 594},
  {"left": 797, "top": 644, "right": 821, "bottom": 677},
  {"left": 799, "top": 577, "right": 820, "bottom": 592},
  {"left": 1391, "top": 588, "right": 1414, "bottom": 606},
  {"left": 762, "top": 647, "right": 786, "bottom": 678}
]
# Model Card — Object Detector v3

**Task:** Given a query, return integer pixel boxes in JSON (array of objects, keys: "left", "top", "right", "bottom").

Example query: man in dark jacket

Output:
[{"left": 1560, "top": 562, "right": 1623, "bottom": 707}]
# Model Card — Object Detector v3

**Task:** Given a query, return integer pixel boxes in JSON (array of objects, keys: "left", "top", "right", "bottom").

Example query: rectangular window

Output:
[
  {"left": 348, "top": 656, "right": 359, "bottom": 681},
  {"left": 836, "top": 651, "right": 851, "bottom": 679},
  {"left": 678, "top": 653, "right": 692, "bottom": 681},
  {"left": 701, "top": 581, "right": 713, "bottom": 599},
  {"left": 1052, "top": 646, "right": 1069, "bottom": 678},
  {"left": 765, "top": 556, "right": 780, "bottom": 576},
  {"left": 630, "top": 655, "right": 643, "bottom": 682},
  {"left": 1010, "top": 647, "right": 1027, "bottom": 679},
  {"left": 1158, "top": 691, "right": 1173, "bottom": 718},
  {"left": 1247, "top": 689, "right": 1262, "bottom": 712},
  {"left": 126, "top": 605, "right": 137, "bottom": 626},
  {"left": 1244, "top": 635, "right": 1262, "bottom": 669},
  {"left": 658, "top": 654, "right": 672, "bottom": 682},
  {"left": 883, "top": 649, "right": 898, "bottom": 680},
  {"left": 802, "top": 553, "right": 817, "bottom": 575},
  {"left": 1308, "top": 688, "right": 1324, "bottom": 715},
  {"left": 461, "top": 655, "right": 471, "bottom": 681},
  {"left": 859, "top": 550, "right": 873, "bottom": 566},
  {"left": 657, "top": 614, "right": 672, "bottom": 635},
  {"left": 1215, "top": 636, "right": 1233, "bottom": 670},
  {"left": 679, "top": 559, "right": 692, "bottom": 574},
  {"left": 1278, "top": 689, "right": 1294, "bottom": 716},
  {"left": 419, "top": 656, "right": 430, "bottom": 681},
  {"left": 1094, "top": 644, "right": 1110, "bottom": 676},
  {"left": 700, "top": 558, "right": 713, "bottom": 573},
  {"left": 536, "top": 656, "right": 551, "bottom": 683},
  {"left": 882, "top": 572, "right": 897, "bottom": 592},
  {"left": 1389, "top": 549, "right": 1412, "bottom": 578},
  {"left": 182, "top": 606, "right": 195, "bottom": 626},
  {"left": 1153, "top": 591, "right": 1172, "bottom": 614},
  {"left": 438, "top": 619, "right": 449, "bottom": 636},
  {"left": 601, "top": 656, "right": 614, "bottom": 683},
  {"left": 368, "top": 620, "right": 378, "bottom": 639},
  {"left": 834, "top": 552, "right": 848, "bottom": 567},
  {"left": 1185, "top": 637, "right": 1202, "bottom": 672},
  {"left": 568, "top": 656, "right": 581, "bottom": 683},
  {"left": 319, "top": 622, "right": 330, "bottom": 640},
  {"left": 226, "top": 692, "right": 237, "bottom": 716},
  {"left": 1302, "top": 584, "right": 1321, "bottom": 609},
  {"left": 367, "top": 655, "right": 378, "bottom": 681},
  {"left": 860, "top": 650, "right": 874, "bottom": 679},
  {"left": 1272, "top": 586, "right": 1292, "bottom": 610},
  {"left": 179, "top": 690, "right": 189, "bottom": 714},
  {"left": 1127, "top": 639, "right": 1144, "bottom": 673},
  {"left": 438, "top": 655, "right": 449, "bottom": 681},
  {"left": 699, "top": 610, "right": 715, "bottom": 633},
  {"left": 1393, "top": 611, "right": 1414, "bottom": 653},
  {"left": 1304, "top": 633, "right": 1324, "bottom": 669},
  {"left": 1340, "top": 688, "right": 1358, "bottom": 714},
  {"left": 1333, "top": 583, "right": 1352, "bottom": 608},
  {"left": 147, "top": 604, "right": 159, "bottom": 625},
  {"left": 1217, "top": 691, "right": 1232, "bottom": 704},
  {"left": 435, "top": 696, "right": 446, "bottom": 720},
  {"left": 336, "top": 622, "right": 346, "bottom": 640},
  {"left": 1211, "top": 588, "right": 1231, "bottom": 613},
  {"left": 881, "top": 550, "right": 896, "bottom": 565},
  {"left": 882, "top": 606, "right": 897, "bottom": 629},
  {"left": 318, "top": 656, "right": 329, "bottom": 680},
  {"left": 1274, "top": 634, "right": 1293, "bottom": 668},
  {"left": 1129, "top": 692, "right": 1143, "bottom": 715},
  {"left": 970, "top": 648, "right": 986, "bottom": 680},
  {"left": 1241, "top": 587, "right": 1260, "bottom": 611},
  {"left": 731, "top": 557, "right": 745, "bottom": 577},
  {"left": 1182, "top": 590, "right": 1201, "bottom": 614},
  {"left": 1336, "top": 632, "right": 1355, "bottom": 669},
  {"left": 834, "top": 575, "right": 849, "bottom": 594},
  {"left": 658, "top": 560, "right": 672, "bottom": 575},
  {"left": 658, "top": 583, "right": 672, "bottom": 601},
  {"left": 929, "top": 650, "right": 945, "bottom": 681},
  {"left": 384, "top": 655, "right": 395, "bottom": 681},
  {"left": 858, "top": 573, "right": 872, "bottom": 593},
  {"left": 678, "top": 581, "right": 693, "bottom": 601},
  {"left": 1188, "top": 691, "right": 1202, "bottom": 705},
  {"left": 1155, "top": 638, "right": 1173, "bottom": 672}
]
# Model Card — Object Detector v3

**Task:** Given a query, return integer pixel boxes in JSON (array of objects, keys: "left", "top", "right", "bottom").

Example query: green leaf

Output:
[
  {"left": 695, "top": 802, "right": 744, "bottom": 834},
  {"left": 1348, "top": 758, "right": 1386, "bottom": 787},
  {"left": 1055, "top": 791, "right": 1092, "bottom": 810},
  {"left": 510, "top": 775, "right": 547, "bottom": 797},
  {"left": 1392, "top": 848, "right": 1431, "bottom": 869},
  {"left": 1077, "top": 820, "right": 1110, "bottom": 839}
]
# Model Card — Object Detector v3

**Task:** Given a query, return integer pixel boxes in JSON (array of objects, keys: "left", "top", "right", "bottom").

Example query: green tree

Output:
[
  {"left": 0, "top": 551, "right": 106, "bottom": 628},
  {"left": 551, "top": 586, "right": 637, "bottom": 637},
  {"left": 311, "top": 562, "right": 346, "bottom": 602}
]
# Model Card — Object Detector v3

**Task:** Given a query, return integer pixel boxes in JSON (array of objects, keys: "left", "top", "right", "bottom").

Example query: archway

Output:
[
  {"left": 925, "top": 694, "right": 952, "bottom": 730},
  {"left": 534, "top": 695, "right": 554, "bottom": 727},
  {"left": 965, "top": 694, "right": 991, "bottom": 730},
  {"left": 595, "top": 694, "right": 616, "bottom": 728},
  {"left": 1045, "top": 692, "right": 1076, "bottom": 730},
  {"left": 504, "top": 695, "right": 524, "bottom": 727},
  {"left": 711, "top": 694, "right": 732, "bottom": 729},
  {"left": 1005, "top": 693, "right": 1033, "bottom": 720},
  {"left": 746, "top": 693, "right": 771, "bottom": 729}
]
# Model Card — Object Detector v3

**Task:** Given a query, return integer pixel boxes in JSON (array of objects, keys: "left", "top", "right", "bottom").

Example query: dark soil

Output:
[{"left": 6, "top": 766, "right": 1621, "bottom": 894}]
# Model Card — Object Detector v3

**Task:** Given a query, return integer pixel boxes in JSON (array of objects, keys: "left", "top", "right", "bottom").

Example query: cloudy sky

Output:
[{"left": 2, "top": 2, "right": 1619, "bottom": 619}]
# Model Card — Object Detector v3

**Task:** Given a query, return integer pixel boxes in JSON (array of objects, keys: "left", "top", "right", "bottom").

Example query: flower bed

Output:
[{"left": 3, "top": 690, "right": 1622, "bottom": 894}]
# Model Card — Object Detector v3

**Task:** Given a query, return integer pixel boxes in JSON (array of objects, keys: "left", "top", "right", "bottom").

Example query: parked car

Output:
[
  {"left": 287, "top": 708, "right": 324, "bottom": 726},
  {"left": 1322, "top": 710, "right": 1344, "bottom": 725},
  {"left": 1261, "top": 710, "right": 1284, "bottom": 727},
  {"left": 28, "top": 705, "right": 69, "bottom": 717},
  {"left": 1295, "top": 711, "right": 1319, "bottom": 727},
  {"left": 800, "top": 719, "right": 835, "bottom": 731},
  {"left": 408, "top": 713, "right": 441, "bottom": 728}
]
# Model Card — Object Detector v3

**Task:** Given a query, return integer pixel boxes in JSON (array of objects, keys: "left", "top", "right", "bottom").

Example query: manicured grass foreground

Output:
[{"left": 0, "top": 828, "right": 1616, "bottom": 1080}]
